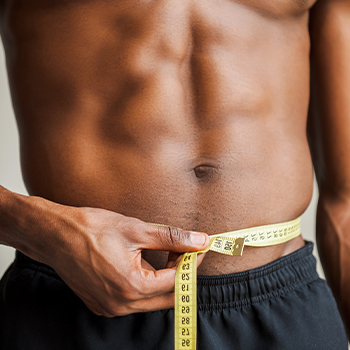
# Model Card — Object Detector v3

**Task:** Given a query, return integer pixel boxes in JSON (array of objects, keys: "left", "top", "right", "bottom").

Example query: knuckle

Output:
[
  {"left": 124, "top": 218, "right": 148, "bottom": 242},
  {"left": 116, "top": 308, "right": 132, "bottom": 317},
  {"left": 101, "top": 298, "right": 131, "bottom": 317},
  {"left": 119, "top": 289, "right": 138, "bottom": 303},
  {"left": 157, "top": 226, "right": 185, "bottom": 247},
  {"left": 130, "top": 278, "right": 146, "bottom": 298},
  {"left": 107, "top": 304, "right": 128, "bottom": 317},
  {"left": 101, "top": 311, "right": 115, "bottom": 318},
  {"left": 138, "top": 277, "right": 152, "bottom": 296},
  {"left": 119, "top": 279, "right": 143, "bottom": 302},
  {"left": 127, "top": 302, "right": 145, "bottom": 314}
]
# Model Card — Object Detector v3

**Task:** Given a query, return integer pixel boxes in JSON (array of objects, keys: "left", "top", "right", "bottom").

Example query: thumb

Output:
[{"left": 136, "top": 222, "right": 209, "bottom": 252}]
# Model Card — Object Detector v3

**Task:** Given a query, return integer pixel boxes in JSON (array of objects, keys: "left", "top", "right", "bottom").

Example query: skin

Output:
[
  {"left": 308, "top": 0, "right": 350, "bottom": 338},
  {"left": 0, "top": 0, "right": 348, "bottom": 337}
]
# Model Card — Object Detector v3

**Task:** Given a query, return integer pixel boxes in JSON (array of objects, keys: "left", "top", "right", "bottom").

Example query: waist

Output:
[
  {"left": 143, "top": 217, "right": 305, "bottom": 275},
  {"left": 13, "top": 241, "right": 317, "bottom": 305},
  {"left": 143, "top": 234, "right": 305, "bottom": 275}
]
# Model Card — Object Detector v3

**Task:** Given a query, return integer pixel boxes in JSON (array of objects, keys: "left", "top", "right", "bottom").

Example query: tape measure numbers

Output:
[
  {"left": 174, "top": 216, "right": 301, "bottom": 350},
  {"left": 175, "top": 252, "right": 197, "bottom": 349}
]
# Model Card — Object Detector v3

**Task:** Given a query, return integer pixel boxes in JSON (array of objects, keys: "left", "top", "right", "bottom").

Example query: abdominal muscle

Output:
[{"left": 1, "top": 0, "right": 314, "bottom": 275}]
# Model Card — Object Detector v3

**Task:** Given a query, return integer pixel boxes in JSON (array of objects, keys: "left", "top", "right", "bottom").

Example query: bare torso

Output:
[{"left": 0, "top": 0, "right": 315, "bottom": 274}]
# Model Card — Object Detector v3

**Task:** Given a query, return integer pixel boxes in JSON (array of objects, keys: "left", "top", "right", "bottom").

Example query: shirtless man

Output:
[{"left": 0, "top": 0, "right": 348, "bottom": 348}]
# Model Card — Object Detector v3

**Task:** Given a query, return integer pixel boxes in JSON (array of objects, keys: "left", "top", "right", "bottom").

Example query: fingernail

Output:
[{"left": 190, "top": 233, "right": 206, "bottom": 246}]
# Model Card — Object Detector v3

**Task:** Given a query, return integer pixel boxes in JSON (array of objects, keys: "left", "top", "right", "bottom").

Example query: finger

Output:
[
  {"left": 140, "top": 266, "right": 177, "bottom": 296},
  {"left": 129, "top": 292, "right": 175, "bottom": 313},
  {"left": 166, "top": 252, "right": 183, "bottom": 268},
  {"left": 115, "top": 292, "right": 176, "bottom": 316},
  {"left": 141, "top": 257, "right": 157, "bottom": 271},
  {"left": 196, "top": 252, "right": 207, "bottom": 267},
  {"left": 131, "top": 220, "right": 210, "bottom": 252},
  {"left": 166, "top": 251, "right": 207, "bottom": 269},
  {"left": 139, "top": 251, "right": 206, "bottom": 298},
  {"left": 103, "top": 268, "right": 177, "bottom": 317}
]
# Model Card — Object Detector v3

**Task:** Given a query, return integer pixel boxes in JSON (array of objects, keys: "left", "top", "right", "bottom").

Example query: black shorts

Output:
[{"left": 0, "top": 241, "right": 347, "bottom": 349}]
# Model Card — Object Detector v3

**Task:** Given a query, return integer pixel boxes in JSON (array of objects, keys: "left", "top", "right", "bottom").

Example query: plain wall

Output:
[{"left": 0, "top": 42, "right": 323, "bottom": 279}]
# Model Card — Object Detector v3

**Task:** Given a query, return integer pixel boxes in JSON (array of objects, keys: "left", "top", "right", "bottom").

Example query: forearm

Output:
[
  {"left": 308, "top": 0, "right": 350, "bottom": 338},
  {"left": 0, "top": 185, "right": 34, "bottom": 249},
  {"left": 0, "top": 184, "right": 74, "bottom": 264},
  {"left": 316, "top": 192, "right": 350, "bottom": 338}
]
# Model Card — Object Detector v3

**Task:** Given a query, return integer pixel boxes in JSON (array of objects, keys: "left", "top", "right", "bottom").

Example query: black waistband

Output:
[
  {"left": 196, "top": 241, "right": 319, "bottom": 310},
  {"left": 14, "top": 241, "right": 318, "bottom": 310}
]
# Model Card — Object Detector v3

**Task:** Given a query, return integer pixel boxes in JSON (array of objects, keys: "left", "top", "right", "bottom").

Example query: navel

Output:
[{"left": 193, "top": 165, "right": 220, "bottom": 180}]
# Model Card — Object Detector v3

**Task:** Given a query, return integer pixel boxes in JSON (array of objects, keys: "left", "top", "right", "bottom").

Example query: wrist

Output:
[
  {"left": 0, "top": 186, "right": 26, "bottom": 248},
  {"left": 0, "top": 186, "right": 58, "bottom": 263}
]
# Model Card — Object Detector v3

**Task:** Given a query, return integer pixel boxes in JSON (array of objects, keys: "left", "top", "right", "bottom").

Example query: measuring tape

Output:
[{"left": 174, "top": 216, "right": 301, "bottom": 350}]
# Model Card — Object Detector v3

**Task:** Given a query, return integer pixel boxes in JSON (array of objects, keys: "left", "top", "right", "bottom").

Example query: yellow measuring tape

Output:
[{"left": 174, "top": 216, "right": 301, "bottom": 350}]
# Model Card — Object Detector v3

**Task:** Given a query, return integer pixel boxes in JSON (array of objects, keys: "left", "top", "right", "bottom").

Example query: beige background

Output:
[{"left": 0, "top": 42, "right": 323, "bottom": 279}]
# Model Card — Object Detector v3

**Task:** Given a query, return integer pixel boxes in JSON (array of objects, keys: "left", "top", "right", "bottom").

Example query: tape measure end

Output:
[{"left": 232, "top": 238, "right": 245, "bottom": 256}]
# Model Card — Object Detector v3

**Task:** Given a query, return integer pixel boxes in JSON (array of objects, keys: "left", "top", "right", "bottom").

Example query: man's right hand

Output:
[{"left": 0, "top": 190, "right": 209, "bottom": 317}]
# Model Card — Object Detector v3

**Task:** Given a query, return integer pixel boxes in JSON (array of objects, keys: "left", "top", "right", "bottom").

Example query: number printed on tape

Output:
[{"left": 175, "top": 252, "right": 197, "bottom": 350}]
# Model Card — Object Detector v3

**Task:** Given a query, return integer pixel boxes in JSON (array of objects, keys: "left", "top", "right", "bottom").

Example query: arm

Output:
[
  {"left": 308, "top": 0, "right": 350, "bottom": 338},
  {"left": 0, "top": 185, "right": 209, "bottom": 316}
]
